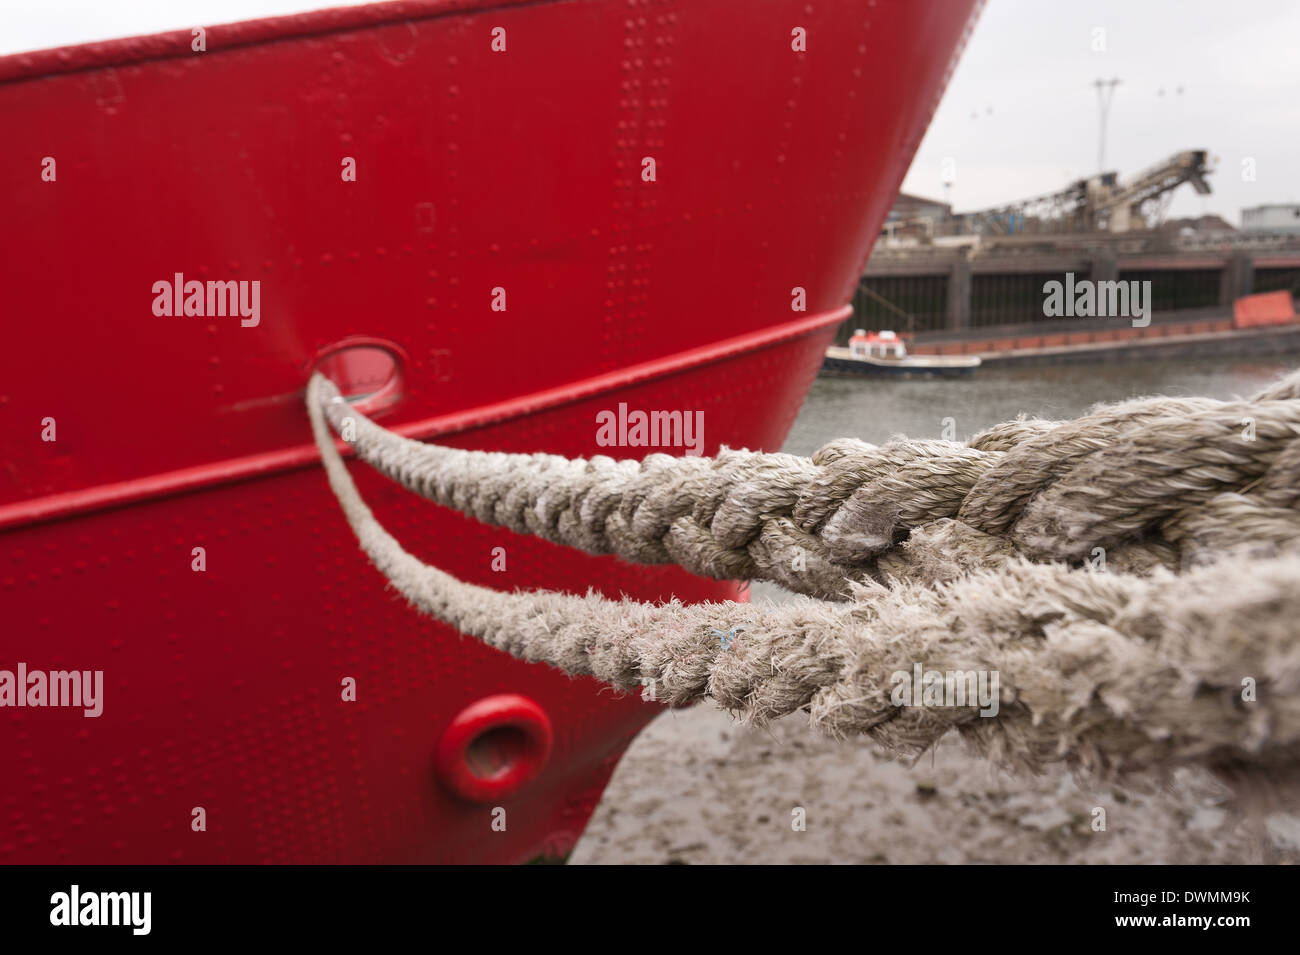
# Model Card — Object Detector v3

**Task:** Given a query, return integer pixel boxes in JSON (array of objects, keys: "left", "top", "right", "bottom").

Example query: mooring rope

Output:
[
  {"left": 314, "top": 372, "right": 1300, "bottom": 597},
  {"left": 307, "top": 373, "right": 1300, "bottom": 779}
]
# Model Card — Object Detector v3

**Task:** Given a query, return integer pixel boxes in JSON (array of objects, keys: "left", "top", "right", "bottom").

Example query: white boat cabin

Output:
[{"left": 848, "top": 329, "right": 907, "bottom": 360}]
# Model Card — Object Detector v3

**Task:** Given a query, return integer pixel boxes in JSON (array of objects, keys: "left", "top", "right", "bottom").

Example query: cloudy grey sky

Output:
[
  {"left": 902, "top": 0, "right": 1300, "bottom": 223},
  {"left": 3, "top": 0, "right": 1295, "bottom": 224}
]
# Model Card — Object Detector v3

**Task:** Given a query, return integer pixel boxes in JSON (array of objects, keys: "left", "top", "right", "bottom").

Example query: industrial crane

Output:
[{"left": 948, "top": 149, "right": 1215, "bottom": 235}]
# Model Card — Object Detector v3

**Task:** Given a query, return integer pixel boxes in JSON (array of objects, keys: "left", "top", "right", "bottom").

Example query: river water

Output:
[
  {"left": 783, "top": 356, "right": 1293, "bottom": 455},
  {"left": 572, "top": 355, "right": 1300, "bottom": 865}
]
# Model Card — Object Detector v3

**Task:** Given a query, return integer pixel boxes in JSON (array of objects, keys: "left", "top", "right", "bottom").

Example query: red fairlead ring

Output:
[{"left": 433, "top": 694, "right": 554, "bottom": 803}]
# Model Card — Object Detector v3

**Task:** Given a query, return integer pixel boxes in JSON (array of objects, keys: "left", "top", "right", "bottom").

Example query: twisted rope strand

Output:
[
  {"left": 308, "top": 374, "right": 1300, "bottom": 779},
  {"left": 318, "top": 371, "right": 1300, "bottom": 595}
]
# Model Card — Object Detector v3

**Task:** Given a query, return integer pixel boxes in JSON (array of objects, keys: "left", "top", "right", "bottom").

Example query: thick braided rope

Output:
[
  {"left": 308, "top": 374, "right": 1300, "bottom": 779},
  {"left": 316, "top": 372, "right": 1300, "bottom": 597}
]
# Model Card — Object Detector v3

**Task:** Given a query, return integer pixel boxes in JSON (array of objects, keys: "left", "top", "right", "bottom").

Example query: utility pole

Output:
[{"left": 1094, "top": 77, "right": 1121, "bottom": 175}]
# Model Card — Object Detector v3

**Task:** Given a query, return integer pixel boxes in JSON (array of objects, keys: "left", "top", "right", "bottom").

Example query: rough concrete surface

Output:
[{"left": 571, "top": 703, "right": 1300, "bottom": 865}]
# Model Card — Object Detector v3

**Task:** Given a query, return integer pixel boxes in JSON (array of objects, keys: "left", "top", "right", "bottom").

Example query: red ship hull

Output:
[{"left": 0, "top": 0, "right": 979, "bottom": 863}]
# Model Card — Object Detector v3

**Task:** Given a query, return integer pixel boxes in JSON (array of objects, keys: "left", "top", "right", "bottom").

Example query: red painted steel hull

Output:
[{"left": 0, "top": 0, "right": 979, "bottom": 862}]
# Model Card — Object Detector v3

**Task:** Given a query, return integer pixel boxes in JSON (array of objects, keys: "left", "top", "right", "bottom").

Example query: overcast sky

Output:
[
  {"left": 3, "top": 0, "right": 1295, "bottom": 224},
  {"left": 902, "top": 0, "right": 1300, "bottom": 223}
]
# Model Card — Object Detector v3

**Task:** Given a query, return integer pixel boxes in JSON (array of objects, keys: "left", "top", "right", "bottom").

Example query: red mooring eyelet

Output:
[
  {"left": 310, "top": 337, "right": 406, "bottom": 416},
  {"left": 433, "top": 694, "right": 553, "bottom": 803}
]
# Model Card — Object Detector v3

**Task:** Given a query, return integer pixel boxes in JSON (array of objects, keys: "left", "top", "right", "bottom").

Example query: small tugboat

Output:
[{"left": 823, "top": 330, "right": 981, "bottom": 378}]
